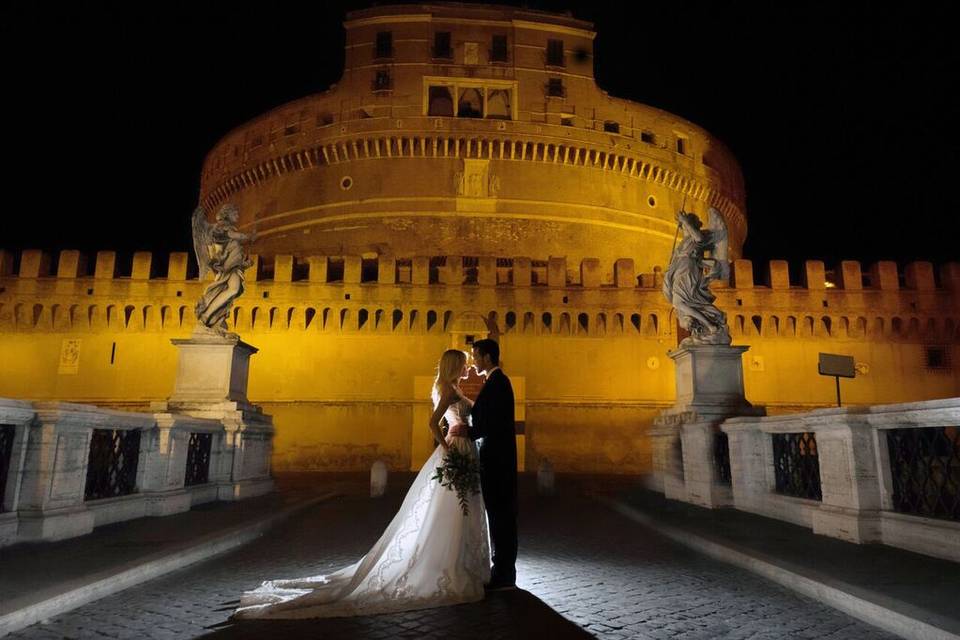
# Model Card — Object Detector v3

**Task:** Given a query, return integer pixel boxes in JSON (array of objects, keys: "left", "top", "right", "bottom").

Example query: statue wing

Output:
[
  {"left": 707, "top": 207, "right": 730, "bottom": 280},
  {"left": 191, "top": 205, "right": 214, "bottom": 279}
]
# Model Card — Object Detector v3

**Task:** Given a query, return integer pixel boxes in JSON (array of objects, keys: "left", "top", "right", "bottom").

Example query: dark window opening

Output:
[
  {"left": 546, "top": 78, "right": 564, "bottom": 98},
  {"left": 327, "top": 259, "right": 345, "bottom": 283},
  {"left": 603, "top": 120, "right": 620, "bottom": 134},
  {"left": 491, "top": 35, "right": 508, "bottom": 62},
  {"left": 428, "top": 86, "right": 454, "bottom": 117},
  {"left": 361, "top": 258, "right": 378, "bottom": 283},
  {"left": 375, "top": 31, "right": 393, "bottom": 59},
  {"left": 373, "top": 70, "right": 392, "bottom": 92},
  {"left": 641, "top": 131, "right": 656, "bottom": 144},
  {"left": 561, "top": 114, "right": 574, "bottom": 126},
  {"left": 434, "top": 32, "right": 452, "bottom": 59},
  {"left": 925, "top": 346, "right": 950, "bottom": 369},
  {"left": 676, "top": 137, "right": 687, "bottom": 154},
  {"left": 546, "top": 39, "right": 564, "bottom": 66},
  {"left": 457, "top": 87, "right": 483, "bottom": 118}
]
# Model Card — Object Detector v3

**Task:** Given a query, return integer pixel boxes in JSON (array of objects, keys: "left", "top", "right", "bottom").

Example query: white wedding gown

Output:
[{"left": 234, "top": 396, "right": 490, "bottom": 619}]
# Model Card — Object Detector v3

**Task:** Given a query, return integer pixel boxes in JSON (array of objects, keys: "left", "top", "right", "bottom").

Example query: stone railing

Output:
[
  {"left": 0, "top": 397, "right": 273, "bottom": 547},
  {"left": 656, "top": 397, "right": 960, "bottom": 563}
]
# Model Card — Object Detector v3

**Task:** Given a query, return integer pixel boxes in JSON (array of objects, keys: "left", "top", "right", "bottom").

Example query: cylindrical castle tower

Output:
[{"left": 198, "top": 3, "right": 747, "bottom": 277}]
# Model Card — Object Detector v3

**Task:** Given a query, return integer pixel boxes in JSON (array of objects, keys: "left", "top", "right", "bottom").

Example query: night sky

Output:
[{"left": 4, "top": 1, "right": 957, "bottom": 270}]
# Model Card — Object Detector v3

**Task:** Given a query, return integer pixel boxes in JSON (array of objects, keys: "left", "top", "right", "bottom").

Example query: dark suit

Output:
[{"left": 468, "top": 368, "right": 518, "bottom": 583}]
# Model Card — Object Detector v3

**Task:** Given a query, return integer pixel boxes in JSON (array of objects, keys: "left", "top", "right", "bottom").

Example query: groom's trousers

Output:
[{"left": 481, "top": 464, "right": 518, "bottom": 582}]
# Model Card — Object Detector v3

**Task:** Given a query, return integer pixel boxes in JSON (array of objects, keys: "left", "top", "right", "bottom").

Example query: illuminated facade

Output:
[{"left": 1, "top": 5, "right": 958, "bottom": 474}]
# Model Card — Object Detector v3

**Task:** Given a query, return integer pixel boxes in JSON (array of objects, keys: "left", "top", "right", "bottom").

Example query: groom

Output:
[{"left": 468, "top": 338, "right": 518, "bottom": 591}]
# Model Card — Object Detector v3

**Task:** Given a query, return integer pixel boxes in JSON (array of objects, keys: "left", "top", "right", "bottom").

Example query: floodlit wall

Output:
[{"left": 1, "top": 249, "right": 957, "bottom": 474}]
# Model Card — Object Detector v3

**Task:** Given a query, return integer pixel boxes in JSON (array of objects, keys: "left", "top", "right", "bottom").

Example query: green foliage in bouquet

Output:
[{"left": 431, "top": 447, "right": 482, "bottom": 516}]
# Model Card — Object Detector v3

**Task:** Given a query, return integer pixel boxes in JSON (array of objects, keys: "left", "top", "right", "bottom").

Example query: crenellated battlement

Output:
[
  {"left": 1, "top": 249, "right": 957, "bottom": 341},
  {"left": 2, "top": 249, "right": 958, "bottom": 293}
]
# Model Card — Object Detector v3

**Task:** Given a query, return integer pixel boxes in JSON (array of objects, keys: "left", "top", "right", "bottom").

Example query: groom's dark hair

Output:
[{"left": 472, "top": 338, "right": 500, "bottom": 366}]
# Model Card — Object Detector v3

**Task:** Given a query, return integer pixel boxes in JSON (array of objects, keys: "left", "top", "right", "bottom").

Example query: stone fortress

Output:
[{"left": 1, "top": 3, "right": 958, "bottom": 476}]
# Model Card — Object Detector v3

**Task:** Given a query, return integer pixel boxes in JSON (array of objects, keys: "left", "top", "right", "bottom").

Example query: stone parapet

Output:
[
  {"left": 1, "top": 250, "right": 955, "bottom": 342},
  {"left": 718, "top": 397, "right": 960, "bottom": 563},
  {"left": 0, "top": 396, "right": 273, "bottom": 547}
]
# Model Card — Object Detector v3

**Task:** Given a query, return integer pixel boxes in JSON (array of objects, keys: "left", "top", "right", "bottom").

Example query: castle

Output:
[{"left": 1, "top": 4, "right": 957, "bottom": 474}]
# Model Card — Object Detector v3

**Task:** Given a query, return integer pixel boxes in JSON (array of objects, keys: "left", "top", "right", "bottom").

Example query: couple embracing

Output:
[{"left": 235, "top": 339, "right": 518, "bottom": 619}]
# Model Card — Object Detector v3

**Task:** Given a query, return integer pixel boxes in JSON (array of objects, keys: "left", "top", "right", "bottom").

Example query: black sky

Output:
[{"left": 3, "top": 1, "right": 957, "bottom": 269}]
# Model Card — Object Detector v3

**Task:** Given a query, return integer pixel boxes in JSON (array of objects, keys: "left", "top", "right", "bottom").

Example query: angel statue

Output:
[
  {"left": 191, "top": 203, "right": 257, "bottom": 336},
  {"left": 662, "top": 207, "right": 731, "bottom": 346}
]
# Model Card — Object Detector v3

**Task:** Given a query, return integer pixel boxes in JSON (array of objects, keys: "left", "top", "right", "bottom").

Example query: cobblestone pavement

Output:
[{"left": 9, "top": 478, "right": 898, "bottom": 640}]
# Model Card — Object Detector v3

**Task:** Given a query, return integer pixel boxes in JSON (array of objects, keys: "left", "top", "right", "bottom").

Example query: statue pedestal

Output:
[
  {"left": 670, "top": 344, "right": 754, "bottom": 417},
  {"left": 168, "top": 333, "right": 258, "bottom": 406},
  {"left": 153, "top": 331, "right": 273, "bottom": 501},
  {"left": 650, "top": 344, "right": 764, "bottom": 509}
]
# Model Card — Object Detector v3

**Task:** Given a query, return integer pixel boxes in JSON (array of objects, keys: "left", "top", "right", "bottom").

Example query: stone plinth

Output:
[
  {"left": 670, "top": 344, "right": 753, "bottom": 417},
  {"left": 168, "top": 333, "right": 258, "bottom": 405},
  {"left": 154, "top": 333, "right": 274, "bottom": 501},
  {"left": 651, "top": 344, "right": 764, "bottom": 509}
]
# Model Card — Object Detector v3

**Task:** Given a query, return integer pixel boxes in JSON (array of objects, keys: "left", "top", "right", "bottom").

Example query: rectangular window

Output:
[
  {"left": 546, "top": 39, "right": 564, "bottom": 66},
  {"left": 486, "top": 88, "right": 511, "bottom": 119},
  {"left": 546, "top": 78, "right": 564, "bottom": 98},
  {"left": 428, "top": 86, "right": 454, "bottom": 116},
  {"left": 561, "top": 114, "right": 574, "bottom": 126},
  {"left": 641, "top": 131, "right": 656, "bottom": 144},
  {"left": 425, "top": 79, "right": 515, "bottom": 120},
  {"left": 457, "top": 87, "right": 484, "bottom": 118},
  {"left": 676, "top": 137, "right": 687, "bottom": 155},
  {"left": 491, "top": 35, "right": 508, "bottom": 62},
  {"left": 373, "top": 70, "right": 392, "bottom": 92},
  {"left": 375, "top": 31, "right": 393, "bottom": 59},
  {"left": 603, "top": 120, "right": 620, "bottom": 134},
  {"left": 434, "top": 32, "right": 452, "bottom": 59}
]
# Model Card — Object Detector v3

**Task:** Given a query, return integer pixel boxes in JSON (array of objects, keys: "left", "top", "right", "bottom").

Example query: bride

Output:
[{"left": 234, "top": 349, "right": 490, "bottom": 619}]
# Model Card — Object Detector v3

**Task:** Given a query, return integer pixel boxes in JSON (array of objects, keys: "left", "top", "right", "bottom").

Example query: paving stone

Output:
[{"left": 6, "top": 479, "right": 901, "bottom": 640}]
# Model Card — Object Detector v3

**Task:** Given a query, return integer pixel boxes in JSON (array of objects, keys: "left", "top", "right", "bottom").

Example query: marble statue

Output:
[
  {"left": 191, "top": 203, "right": 256, "bottom": 336},
  {"left": 662, "top": 207, "right": 731, "bottom": 346}
]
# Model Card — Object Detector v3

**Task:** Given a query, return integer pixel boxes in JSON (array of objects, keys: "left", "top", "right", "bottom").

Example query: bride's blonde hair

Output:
[{"left": 432, "top": 349, "right": 467, "bottom": 407}]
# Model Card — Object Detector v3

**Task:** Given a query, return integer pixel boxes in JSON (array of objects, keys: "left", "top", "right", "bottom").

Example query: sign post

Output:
[{"left": 818, "top": 353, "right": 856, "bottom": 407}]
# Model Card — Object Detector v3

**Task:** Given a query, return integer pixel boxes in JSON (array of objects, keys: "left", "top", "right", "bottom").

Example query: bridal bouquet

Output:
[{"left": 431, "top": 448, "right": 482, "bottom": 516}]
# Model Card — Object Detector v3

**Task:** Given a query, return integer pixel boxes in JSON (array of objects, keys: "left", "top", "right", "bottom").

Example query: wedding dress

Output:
[{"left": 234, "top": 394, "right": 490, "bottom": 619}]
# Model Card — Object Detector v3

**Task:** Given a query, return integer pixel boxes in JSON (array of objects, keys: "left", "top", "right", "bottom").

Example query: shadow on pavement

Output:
[{"left": 199, "top": 588, "right": 593, "bottom": 639}]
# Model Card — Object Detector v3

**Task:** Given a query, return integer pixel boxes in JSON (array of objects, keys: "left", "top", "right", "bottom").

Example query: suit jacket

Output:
[{"left": 468, "top": 368, "right": 517, "bottom": 472}]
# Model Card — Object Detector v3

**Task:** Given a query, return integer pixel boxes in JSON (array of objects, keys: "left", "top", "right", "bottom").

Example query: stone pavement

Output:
[
  {"left": 6, "top": 474, "right": 901, "bottom": 639},
  {"left": 612, "top": 486, "right": 960, "bottom": 640}
]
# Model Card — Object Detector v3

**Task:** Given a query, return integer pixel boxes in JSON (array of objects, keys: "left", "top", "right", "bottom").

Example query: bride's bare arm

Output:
[{"left": 428, "top": 385, "right": 455, "bottom": 451}]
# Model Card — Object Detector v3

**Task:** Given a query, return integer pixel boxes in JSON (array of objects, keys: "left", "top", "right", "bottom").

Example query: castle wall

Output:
[
  {"left": 196, "top": 5, "right": 747, "bottom": 267},
  {"left": 1, "top": 250, "right": 957, "bottom": 474}
]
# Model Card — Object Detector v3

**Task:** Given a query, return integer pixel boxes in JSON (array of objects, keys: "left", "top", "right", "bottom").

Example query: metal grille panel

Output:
[
  {"left": 772, "top": 432, "right": 822, "bottom": 501},
  {"left": 184, "top": 432, "right": 213, "bottom": 486},
  {"left": 84, "top": 428, "right": 141, "bottom": 501},
  {"left": 0, "top": 425, "right": 15, "bottom": 512},
  {"left": 887, "top": 426, "right": 960, "bottom": 522},
  {"left": 714, "top": 431, "right": 732, "bottom": 485}
]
